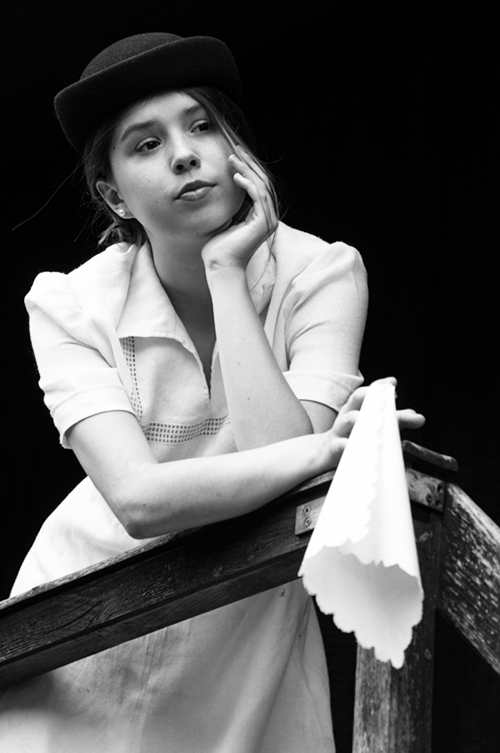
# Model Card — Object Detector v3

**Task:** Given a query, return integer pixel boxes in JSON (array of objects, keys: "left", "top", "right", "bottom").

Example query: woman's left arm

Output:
[
  {"left": 203, "top": 150, "right": 365, "bottom": 450},
  {"left": 206, "top": 264, "right": 322, "bottom": 449}
]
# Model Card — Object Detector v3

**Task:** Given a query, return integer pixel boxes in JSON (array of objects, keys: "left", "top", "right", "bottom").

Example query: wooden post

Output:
[
  {"left": 352, "top": 506, "right": 442, "bottom": 752},
  {"left": 438, "top": 483, "right": 500, "bottom": 674},
  {"left": 352, "top": 442, "right": 456, "bottom": 753}
]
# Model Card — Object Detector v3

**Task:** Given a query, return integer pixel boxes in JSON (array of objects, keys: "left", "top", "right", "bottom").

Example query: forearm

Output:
[
  {"left": 207, "top": 265, "right": 313, "bottom": 450},
  {"left": 107, "top": 432, "right": 329, "bottom": 538},
  {"left": 69, "top": 382, "right": 424, "bottom": 542}
]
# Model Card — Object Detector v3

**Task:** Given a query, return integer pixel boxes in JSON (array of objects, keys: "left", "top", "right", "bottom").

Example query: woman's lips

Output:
[
  {"left": 176, "top": 181, "right": 214, "bottom": 201},
  {"left": 177, "top": 185, "right": 213, "bottom": 201}
]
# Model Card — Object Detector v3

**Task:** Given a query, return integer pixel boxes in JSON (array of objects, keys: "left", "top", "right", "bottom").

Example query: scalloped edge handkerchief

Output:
[{"left": 298, "top": 382, "right": 423, "bottom": 668}]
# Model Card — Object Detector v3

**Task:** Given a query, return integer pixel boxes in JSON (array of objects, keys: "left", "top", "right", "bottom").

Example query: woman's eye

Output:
[
  {"left": 136, "top": 137, "right": 161, "bottom": 153},
  {"left": 193, "top": 120, "right": 212, "bottom": 133}
]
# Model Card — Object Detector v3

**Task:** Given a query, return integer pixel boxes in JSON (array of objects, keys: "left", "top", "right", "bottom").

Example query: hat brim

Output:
[{"left": 54, "top": 35, "right": 241, "bottom": 153}]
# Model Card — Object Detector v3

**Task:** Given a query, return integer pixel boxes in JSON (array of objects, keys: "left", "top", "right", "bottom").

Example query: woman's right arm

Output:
[
  {"left": 67, "top": 383, "right": 424, "bottom": 540},
  {"left": 66, "top": 409, "right": 345, "bottom": 539}
]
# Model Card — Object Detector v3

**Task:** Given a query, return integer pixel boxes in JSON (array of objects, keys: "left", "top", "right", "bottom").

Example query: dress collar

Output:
[{"left": 116, "top": 237, "right": 277, "bottom": 339}]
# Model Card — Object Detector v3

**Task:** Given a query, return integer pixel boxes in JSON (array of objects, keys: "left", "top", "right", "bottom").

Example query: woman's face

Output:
[{"left": 98, "top": 90, "right": 245, "bottom": 248}]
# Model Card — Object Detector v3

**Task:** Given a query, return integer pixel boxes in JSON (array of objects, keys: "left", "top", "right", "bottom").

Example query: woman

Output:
[{"left": 0, "top": 32, "right": 424, "bottom": 752}]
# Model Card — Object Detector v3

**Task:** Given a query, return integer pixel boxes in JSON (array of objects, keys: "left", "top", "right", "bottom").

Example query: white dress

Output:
[{"left": 0, "top": 223, "right": 368, "bottom": 752}]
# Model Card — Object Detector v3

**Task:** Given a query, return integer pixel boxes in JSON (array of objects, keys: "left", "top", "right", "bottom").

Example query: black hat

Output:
[{"left": 54, "top": 32, "right": 242, "bottom": 154}]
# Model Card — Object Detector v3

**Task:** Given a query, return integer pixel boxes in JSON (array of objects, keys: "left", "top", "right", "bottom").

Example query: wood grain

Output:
[
  {"left": 438, "top": 483, "right": 500, "bottom": 675},
  {"left": 353, "top": 506, "right": 442, "bottom": 753},
  {"left": 0, "top": 479, "right": 328, "bottom": 688}
]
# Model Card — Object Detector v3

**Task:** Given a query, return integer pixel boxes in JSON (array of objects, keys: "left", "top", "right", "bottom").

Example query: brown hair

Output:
[{"left": 83, "top": 87, "right": 281, "bottom": 247}]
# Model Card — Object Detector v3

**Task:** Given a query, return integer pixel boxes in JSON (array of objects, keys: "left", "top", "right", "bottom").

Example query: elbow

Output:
[
  {"left": 106, "top": 483, "right": 162, "bottom": 540},
  {"left": 122, "top": 504, "right": 172, "bottom": 540},
  {"left": 102, "top": 462, "right": 187, "bottom": 539},
  {"left": 121, "top": 509, "right": 152, "bottom": 540},
  {"left": 109, "top": 495, "right": 150, "bottom": 539}
]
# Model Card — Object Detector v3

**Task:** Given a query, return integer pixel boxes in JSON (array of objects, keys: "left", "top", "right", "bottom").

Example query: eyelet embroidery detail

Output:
[
  {"left": 121, "top": 336, "right": 230, "bottom": 445},
  {"left": 144, "top": 416, "right": 231, "bottom": 445},
  {"left": 121, "top": 336, "right": 143, "bottom": 421}
]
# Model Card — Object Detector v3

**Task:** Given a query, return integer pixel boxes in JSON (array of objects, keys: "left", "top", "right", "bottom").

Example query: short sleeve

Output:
[
  {"left": 25, "top": 273, "right": 135, "bottom": 448},
  {"left": 281, "top": 242, "right": 368, "bottom": 411}
]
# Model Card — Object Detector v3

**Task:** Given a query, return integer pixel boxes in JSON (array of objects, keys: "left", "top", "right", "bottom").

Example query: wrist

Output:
[
  {"left": 290, "top": 432, "right": 333, "bottom": 479},
  {"left": 304, "top": 430, "right": 344, "bottom": 477},
  {"left": 205, "top": 263, "right": 249, "bottom": 293}
]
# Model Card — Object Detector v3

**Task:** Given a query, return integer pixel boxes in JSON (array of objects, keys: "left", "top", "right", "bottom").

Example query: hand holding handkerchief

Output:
[{"left": 299, "top": 381, "right": 423, "bottom": 668}]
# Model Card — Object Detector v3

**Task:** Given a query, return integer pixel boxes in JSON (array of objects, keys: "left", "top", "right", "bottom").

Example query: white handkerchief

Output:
[{"left": 298, "top": 382, "right": 423, "bottom": 668}]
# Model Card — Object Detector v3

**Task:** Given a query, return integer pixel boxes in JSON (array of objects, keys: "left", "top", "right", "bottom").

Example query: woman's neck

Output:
[{"left": 148, "top": 232, "right": 213, "bottom": 317}]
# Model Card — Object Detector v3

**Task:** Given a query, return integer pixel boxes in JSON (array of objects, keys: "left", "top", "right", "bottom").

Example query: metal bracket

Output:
[
  {"left": 405, "top": 468, "right": 444, "bottom": 511},
  {"left": 295, "top": 498, "right": 323, "bottom": 536}
]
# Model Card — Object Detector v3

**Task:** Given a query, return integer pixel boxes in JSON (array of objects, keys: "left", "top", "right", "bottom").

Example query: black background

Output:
[{"left": 3, "top": 0, "right": 499, "bottom": 750}]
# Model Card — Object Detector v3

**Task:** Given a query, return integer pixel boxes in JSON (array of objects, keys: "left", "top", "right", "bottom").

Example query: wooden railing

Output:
[{"left": 1, "top": 442, "right": 499, "bottom": 752}]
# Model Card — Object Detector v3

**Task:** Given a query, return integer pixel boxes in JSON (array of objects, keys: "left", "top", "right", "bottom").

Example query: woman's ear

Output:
[{"left": 96, "top": 179, "right": 133, "bottom": 218}]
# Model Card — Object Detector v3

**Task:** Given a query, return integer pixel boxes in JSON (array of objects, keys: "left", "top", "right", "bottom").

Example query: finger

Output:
[
  {"left": 372, "top": 376, "right": 398, "bottom": 389},
  {"left": 397, "top": 409, "right": 426, "bottom": 429},
  {"left": 340, "top": 377, "right": 399, "bottom": 415},
  {"left": 231, "top": 173, "right": 267, "bottom": 220},
  {"left": 328, "top": 436, "right": 348, "bottom": 468},
  {"left": 232, "top": 145, "right": 270, "bottom": 184},
  {"left": 229, "top": 154, "right": 271, "bottom": 201},
  {"left": 228, "top": 152, "right": 277, "bottom": 224},
  {"left": 232, "top": 172, "right": 277, "bottom": 232},
  {"left": 339, "top": 387, "right": 369, "bottom": 415},
  {"left": 334, "top": 409, "right": 360, "bottom": 438},
  {"left": 231, "top": 169, "right": 264, "bottom": 201},
  {"left": 231, "top": 172, "right": 269, "bottom": 216},
  {"left": 228, "top": 152, "right": 261, "bottom": 180}
]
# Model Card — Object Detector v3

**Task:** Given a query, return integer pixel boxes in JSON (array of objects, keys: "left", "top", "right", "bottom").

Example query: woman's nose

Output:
[
  {"left": 173, "top": 154, "right": 200, "bottom": 173},
  {"left": 171, "top": 139, "right": 200, "bottom": 173}
]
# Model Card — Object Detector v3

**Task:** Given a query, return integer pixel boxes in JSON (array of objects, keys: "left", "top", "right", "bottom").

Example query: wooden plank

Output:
[
  {"left": 352, "top": 505, "right": 442, "bottom": 752},
  {"left": 0, "top": 478, "right": 328, "bottom": 689},
  {"left": 438, "top": 483, "right": 500, "bottom": 675},
  {"left": 402, "top": 440, "right": 458, "bottom": 476}
]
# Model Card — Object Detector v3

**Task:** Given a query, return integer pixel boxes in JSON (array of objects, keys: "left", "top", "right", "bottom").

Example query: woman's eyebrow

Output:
[
  {"left": 119, "top": 120, "right": 157, "bottom": 143},
  {"left": 119, "top": 104, "right": 206, "bottom": 144}
]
